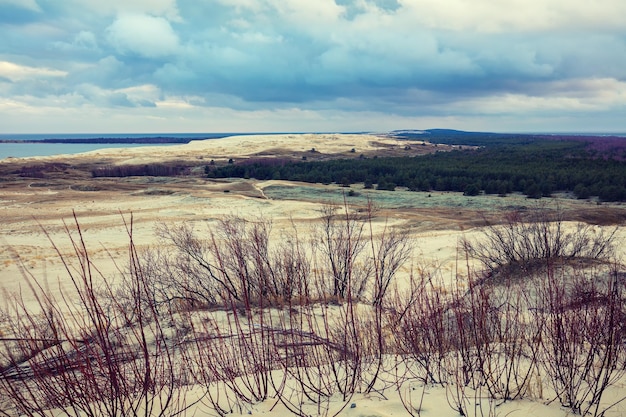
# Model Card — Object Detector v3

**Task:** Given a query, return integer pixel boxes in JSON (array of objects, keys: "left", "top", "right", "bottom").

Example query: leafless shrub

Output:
[
  {"left": 152, "top": 199, "right": 412, "bottom": 310},
  {"left": 273, "top": 239, "right": 380, "bottom": 415},
  {"left": 272, "top": 226, "right": 313, "bottom": 302},
  {"left": 270, "top": 300, "right": 340, "bottom": 416},
  {"left": 315, "top": 204, "right": 369, "bottom": 300},
  {"left": 140, "top": 201, "right": 411, "bottom": 415},
  {"left": 154, "top": 217, "right": 314, "bottom": 309},
  {"left": 392, "top": 269, "right": 452, "bottom": 386},
  {"left": 463, "top": 211, "right": 626, "bottom": 415},
  {"left": 389, "top": 268, "right": 453, "bottom": 416},
  {"left": 154, "top": 221, "right": 241, "bottom": 306},
  {"left": 463, "top": 208, "right": 618, "bottom": 277},
  {"left": 270, "top": 288, "right": 383, "bottom": 416},
  {"left": 4, "top": 203, "right": 623, "bottom": 417},
  {"left": 0, "top": 213, "right": 198, "bottom": 417},
  {"left": 365, "top": 207, "right": 413, "bottom": 307},
  {"left": 394, "top": 244, "right": 624, "bottom": 417},
  {"left": 185, "top": 306, "right": 278, "bottom": 414},
  {"left": 458, "top": 273, "right": 542, "bottom": 405},
  {"left": 535, "top": 263, "right": 626, "bottom": 416}
]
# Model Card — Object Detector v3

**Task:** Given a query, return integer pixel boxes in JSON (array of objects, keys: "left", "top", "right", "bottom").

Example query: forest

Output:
[{"left": 207, "top": 135, "right": 626, "bottom": 202}]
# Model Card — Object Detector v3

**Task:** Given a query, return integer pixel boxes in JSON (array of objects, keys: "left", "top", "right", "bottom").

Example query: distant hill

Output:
[
  {"left": 391, "top": 128, "right": 496, "bottom": 135},
  {"left": 388, "top": 129, "right": 530, "bottom": 147},
  {"left": 389, "top": 130, "right": 626, "bottom": 155}
]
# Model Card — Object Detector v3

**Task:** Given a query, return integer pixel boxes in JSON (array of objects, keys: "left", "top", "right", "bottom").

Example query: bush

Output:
[
  {"left": 92, "top": 164, "right": 185, "bottom": 177},
  {"left": 0, "top": 214, "right": 197, "bottom": 417},
  {"left": 463, "top": 183, "right": 480, "bottom": 196},
  {"left": 376, "top": 181, "right": 396, "bottom": 191},
  {"left": 573, "top": 183, "right": 591, "bottom": 199},
  {"left": 1, "top": 207, "right": 624, "bottom": 417},
  {"left": 462, "top": 207, "right": 618, "bottom": 276},
  {"left": 524, "top": 182, "right": 542, "bottom": 199}
]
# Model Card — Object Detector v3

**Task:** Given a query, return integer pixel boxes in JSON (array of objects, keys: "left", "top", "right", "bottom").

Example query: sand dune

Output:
[{"left": 1, "top": 134, "right": 626, "bottom": 416}]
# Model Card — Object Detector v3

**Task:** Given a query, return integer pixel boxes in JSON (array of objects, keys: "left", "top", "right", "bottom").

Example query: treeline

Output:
[
  {"left": 391, "top": 129, "right": 535, "bottom": 147},
  {"left": 92, "top": 163, "right": 188, "bottom": 177},
  {"left": 207, "top": 139, "right": 626, "bottom": 201}
]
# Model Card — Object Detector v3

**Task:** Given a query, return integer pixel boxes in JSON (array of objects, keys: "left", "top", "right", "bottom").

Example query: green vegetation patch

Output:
[
  {"left": 264, "top": 185, "right": 546, "bottom": 211},
  {"left": 210, "top": 138, "right": 626, "bottom": 202}
]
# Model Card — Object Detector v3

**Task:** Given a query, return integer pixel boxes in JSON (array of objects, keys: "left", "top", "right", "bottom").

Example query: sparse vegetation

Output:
[
  {"left": 462, "top": 207, "right": 618, "bottom": 277},
  {"left": 0, "top": 214, "right": 198, "bottom": 417},
  {"left": 1, "top": 205, "right": 624, "bottom": 417},
  {"left": 92, "top": 164, "right": 187, "bottom": 177}
]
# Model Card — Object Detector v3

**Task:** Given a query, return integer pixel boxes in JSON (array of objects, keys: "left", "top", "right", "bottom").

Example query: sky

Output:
[{"left": 1, "top": 0, "right": 626, "bottom": 134}]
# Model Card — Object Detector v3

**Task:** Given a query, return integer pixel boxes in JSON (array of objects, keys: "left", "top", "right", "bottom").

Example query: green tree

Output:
[{"left": 463, "top": 183, "right": 480, "bottom": 196}]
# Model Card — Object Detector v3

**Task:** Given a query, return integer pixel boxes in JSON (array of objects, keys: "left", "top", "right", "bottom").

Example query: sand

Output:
[
  {"left": 1, "top": 133, "right": 626, "bottom": 416},
  {"left": 2, "top": 133, "right": 625, "bottom": 299},
  {"left": 0, "top": 134, "right": 458, "bottom": 296}
]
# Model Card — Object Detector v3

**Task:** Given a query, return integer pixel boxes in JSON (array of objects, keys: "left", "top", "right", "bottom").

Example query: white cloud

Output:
[
  {"left": 0, "top": 91, "right": 621, "bottom": 134},
  {"left": 270, "top": 0, "right": 345, "bottom": 23},
  {"left": 468, "top": 94, "right": 599, "bottom": 114},
  {"left": 541, "top": 78, "right": 626, "bottom": 110},
  {"left": 70, "top": 0, "right": 180, "bottom": 21},
  {"left": 0, "top": 98, "right": 30, "bottom": 110},
  {"left": 398, "top": 0, "right": 626, "bottom": 32},
  {"left": 73, "top": 31, "right": 98, "bottom": 49},
  {"left": 231, "top": 31, "right": 283, "bottom": 44},
  {"left": 447, "top": 78, "right": 626, "bottom": 115},
  {"left": 0, "top": 61, "right": 66, "bottom": 82},
  {"left": 105, "top": 14, "right": 180, "bottom": 58},
  {"left": 117, "top": 84, "right": 161, "bottom": 103},
  {"left": 52, "top": 30, "right": 99, "bottom": 52},
  {"left": 75, "top": 83, "right": 161, "bottom": 107},
  {"left": 214, "top": 0, "right": 266, "bottom": 14},
  {"left": 156, "top": 98, "right": 197, "bottom": 109}
]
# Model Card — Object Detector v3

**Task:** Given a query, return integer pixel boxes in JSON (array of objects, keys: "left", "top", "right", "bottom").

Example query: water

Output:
[
  {"left": 0, "top": 133, "right": 246, "bottom": 159},
  {"left": 0, "top": 142, "right": 183, "bottom": 159},
  {"left": 0, "top": 133, "right": 226, "bottom": 141}
]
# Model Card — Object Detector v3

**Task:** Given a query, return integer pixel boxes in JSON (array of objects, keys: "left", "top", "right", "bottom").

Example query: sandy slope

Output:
[{"left": 4, "top": 133, "right": 438, "bottom": 165}]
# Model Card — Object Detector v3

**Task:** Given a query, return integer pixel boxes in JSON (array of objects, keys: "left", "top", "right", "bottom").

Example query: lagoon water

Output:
[
  {"left": 0, "top": 133, "right": 240, "bottom": 159},
  {"left": 0, "top": 142, "right": 183, "bottom": 159}
]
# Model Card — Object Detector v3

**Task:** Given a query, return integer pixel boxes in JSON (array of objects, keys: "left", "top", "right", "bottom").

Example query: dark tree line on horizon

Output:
[{"left": 207, "top": 139, "right": 626, "bottom": 202}]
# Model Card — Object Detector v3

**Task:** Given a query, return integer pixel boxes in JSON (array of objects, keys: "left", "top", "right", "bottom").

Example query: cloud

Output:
[
  {"left": 74, "top": 83, "right": 161, "bottom": 107},
  {"left": 1, "top": 0, "right": 626, "bottom": 132},
  {"left": 397, "top": 0, "right": 626, "bottom": 33},
  {"left": 52, "top": 30, "right": 99, "bottom": 53},
  {"left": 443, "top": 78, "right": 626, "bottom": 117},
  {"left": 158, "top": 1, "right": 623, "bottom": 110},
  {"left": 0, "top": 1, "right": 41, "bottom": 24},
  {"left": 68, "top": 0, "right": 180, "bottom": 21},
  {"left": 0, "top": 0, "right": 41, "bottom": 12},
  {"left": 105, "top": 14, "right": 180, "bottom": 58},
  {"left": 0, "top": 61, "right": 66, "bottom": 82}
]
